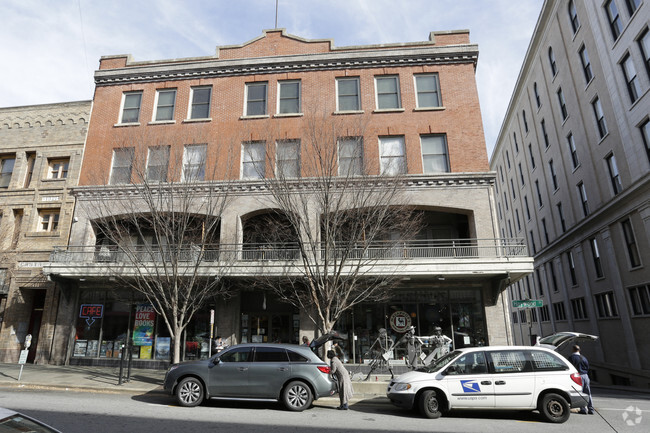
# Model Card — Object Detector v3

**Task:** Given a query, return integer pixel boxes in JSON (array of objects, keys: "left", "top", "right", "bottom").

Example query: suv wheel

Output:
[
  {"left": 419, "top": 390, "right": 442, "bottom": 419},
  {"left": 283, "top": 381, "right": 313, "bottom": 411},
  {"left": 539, "top": 393, "right": 570, "bottom": 423},
  {"left": 176, "top": 377, "right": 204, "bottom": 407}
]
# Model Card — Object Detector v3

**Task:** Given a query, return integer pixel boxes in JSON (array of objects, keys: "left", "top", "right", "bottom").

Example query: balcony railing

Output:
[{"left": 50, "top": 238, "right": 528, "bottom": 265}]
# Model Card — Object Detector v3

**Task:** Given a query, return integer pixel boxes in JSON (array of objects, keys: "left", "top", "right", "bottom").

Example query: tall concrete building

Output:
[
  {"left": 43, "top": 29, "right": 532, "bottom": 367},
  {"left": 0, "top": 101, "right": 91, "bottom": 364},
  {"left": 491, "top": 0, "right": 650, "bottom": 387}
]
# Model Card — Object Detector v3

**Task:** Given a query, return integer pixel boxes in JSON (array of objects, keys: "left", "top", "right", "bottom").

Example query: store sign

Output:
[
  {"left": 133, "top": 304, "right": 155, "bottom": 346},
  {"left": 79, "top": 304, "right": 104, "bottom": 326},
  {"left": 389, "top": 311, "right": 412, "bottom": 333}
]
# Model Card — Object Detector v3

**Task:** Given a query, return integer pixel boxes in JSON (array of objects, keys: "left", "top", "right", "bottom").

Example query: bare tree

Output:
[
  {"left": 81, "top": 128, "right": 235, "bottom": 363},
  {"left": 246, "top": 112, "right": 422, "bottom": 337}
]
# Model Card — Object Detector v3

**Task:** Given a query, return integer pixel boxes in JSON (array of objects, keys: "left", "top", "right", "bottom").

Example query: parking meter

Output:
[{"left": 25, "top": 334, "right": 32, "bottom": 349}]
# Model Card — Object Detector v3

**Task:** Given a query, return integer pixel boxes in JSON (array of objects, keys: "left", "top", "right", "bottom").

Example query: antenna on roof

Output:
[{"left": 275, "top": 0, "right": 279, "bottom": 28}]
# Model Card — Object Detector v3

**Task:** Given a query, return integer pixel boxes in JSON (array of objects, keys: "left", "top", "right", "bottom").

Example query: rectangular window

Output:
[
  {"left": 549, "top": 260, "right": 558, "bottom": 291},
  {"left": 628, "top": 284, "right": 650, "bottom": 315},
  {"left": 146, "top": 146, "right": 170, "bottom": 182},
  {"left": 276, "top": 140, "right": 300, "bottom": 178},
  {"left": 506, "top": 151, "right": 511, "bottom": 170},
  {"left": 528, "top": 144, "right": 536, "bottom": 169},
  {"left": 375, "top": 76, "right": 401, "bottom": 110},
  {"left": 567, "top": 251, "right": 578, "bottom": 285},
  {"left": 553, "top": 302, "right": 567, "bottom": 321},
  {"left": 641, "top": 119, "right": 650, "bottom": 164},
  {"left": 242, "top": 141, "right": 265, "bottom": 179},
  {"left": 557, "top": 202, "right": 566, "bottom": 233},
  {"left": 530, "top": 230, "right": 537, "bottom": 255},
  {"left": 535, "top": 180, "right": 543, "bottom": 207},
  {"left": 38, "top": 209, "right": 60, "bottom": 232},
  {"left": 595, "top": 291, "right": 618, "bottom": 318},
  {"left": 379, "top": 136, "right": 406, "bottom": 175},
  {"left": 624, "top": 0, "right": 641, "bottom": 15},
  {"left": 414, "top": 74, "right": 441, "bottom": 108},
  {"left": 278, "top": 80, "right": 301, "bottom": 114},
  {"left": 516, "top": 209, "right": 521, "bottom": 231},
  {"left": 536, "top": 268, "right": 544, "bottom": 296},
  {"left": 24, "top": 152, "right": 35, "bottom": 188},
  {"left": 189, "top": 87, "right": 211, "bottom": 119},
  {"left": 606, "top": 154, "right": 623, "bottom": 194},
  {"left": 336, "top": 77, "right": 360, "bottom": 111},
  {"left": 245, "top": 82, "right": 268, "bottom": 116},
  {"left": 542, "top": 218, "right": 550, "bottom": 244},
  {"left": 518, "top": 163, "right": 525, "bottom": 185},
  {"left": 605, "top": 0, "right": 623, "bottom": 40},
  {"left": 154, "top": 89, "right": 176, "bottom": 121},
  {"left": 569, "top": 0, "right": 580, "bottom": 33},
  {"left": 579, "top": 46, "right": 593, "bottom": 83},
  {"left": 120, "top": 91, "right": 142, "bottom": 124},
  {"left": 557, "top": 88, "right": 568, "bottom": 121},
  {"left": 524, "top": 196, "right": 531, "bottom": 220},
  {"left": 182, "top": 144, "right": 207, "bottom": 182},
  {"left": 540, "top": 305, "right": 550, "bottom": 322},
  {"left": 578, "top": 181, "right": 589, "bottom": 216},
  {"left": 48, "top": 158, "right": 69, "bottom": 179},
  {"left": 549, "top": 160, "right": 558, "bottom": 190},
  {"left": 621, "top": 218, "right": 641, "bottom": 267},
  {"left": 504, "top": 192, "right": 509, "bottom": 211},
  {"left": 1, "top": 157, "right": 16, "bottom": 188},
  {"left": 421, "top": 135, "right": 449, "bottom": 173},
  {"left": 338, "top": 137, "right": 363, "bottom": 176},
  {"left": 593, "top": 97, "right": 608, "bottom": 138},
  {"left": 622, "top": 53, "right": 641, "bottom": 103},
  {"left": 638, "top": 28, "right": 650, "bottom": 79},
  {"left": 571, "top": 297, "right": 588, "bottom": 320},
  {"left": 541, "top": 119, "right": 549, "bottom": 147},
  {"left": 109, "top": 148, "right": 134, "bottom": 185},
  {"left": 567, "top": 133, "right": 579, "bottom": 168},
  {"left": 590, "top": 237, "right": 604, "bottom": 278},
  {"left": 510, "top": 179, "right": 516, "bottom": 199}
]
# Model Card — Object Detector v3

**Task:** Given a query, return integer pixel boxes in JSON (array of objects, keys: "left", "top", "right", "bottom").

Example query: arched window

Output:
[
  {"left": 569, "top": 0, "right": 580, "bottom": 33},
  {"left": 548, "top": 47, "right": 557, "bottom": 76}
]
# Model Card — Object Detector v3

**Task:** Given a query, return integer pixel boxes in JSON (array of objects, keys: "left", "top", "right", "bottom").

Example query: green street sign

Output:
[{"left": 512, "top": 300, "right": 543, "bottom": 308}]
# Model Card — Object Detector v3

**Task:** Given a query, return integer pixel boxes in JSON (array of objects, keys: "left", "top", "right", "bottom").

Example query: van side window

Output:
[
  {"left": 445, "top": 351, "right": 487, "bottom": 375},
  {"left": 487, "top": 350, "right": 532, "bottom": 373},
  {"left": 529, "top": 350, "right": 570, "bottom": 371}
]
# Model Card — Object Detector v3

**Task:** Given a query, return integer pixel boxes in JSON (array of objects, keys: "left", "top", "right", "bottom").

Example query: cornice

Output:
[{"left": 94, "top": 45, "right": 478, "bottom": 86}]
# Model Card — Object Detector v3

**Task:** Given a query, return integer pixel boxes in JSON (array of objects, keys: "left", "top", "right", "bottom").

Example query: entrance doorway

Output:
[
  {"left": 26, "top": 289, "right": 46, "bottom": 363},
  {"left": 240, "top": 291, "right": 299, "bottom": 345}
]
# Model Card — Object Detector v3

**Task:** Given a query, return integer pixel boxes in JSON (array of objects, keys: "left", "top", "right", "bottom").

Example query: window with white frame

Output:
[
  {"left": 338, "top": 137, "right": 363, "bottom": 176},
  {"left": 276, "top": 140, "right": 300, "bottom": 178},
  {"left": 569, "top": 0, "right": 580, "bottom": 33},
  {"left": 414, "top": 74, "right": 441, "bottom": 108},
  {"left": 592, "top": 97, "right": 608, "bottom": 138},
  {"left": 641, "top": 118, "right": 650, "bottom": 164},
  {"left": 548, "top": 47, "right": 558, "bottom": 76},
  {"left": 420, "top": 135, "right": 449, "bottom": 173},
  {"left": 154, "top": 89, "right": 176, "bottom": 121},
  {"left": 146, "top": 145, "right": 170, "bottom": 182},
  {"left": 621, "top": 218, "right": 641, "bottom": 267},
  {"left": 1, "top": 156, "right": 16, "bottom": 188},
  {"left": 379, "top": 136, "right": 406, "bottom": 175},
  {"left": 578, "top": 181, "right": 589, "bottom": 216},
  {"left": 571, "top": 297, "right": 588, "bottom": 320},
  {"left": 621, "top": 53, "right": 641, "bottom": 103},
  {"left": 375, "top": 76, "right": 401, "bottom": 110},
  {"left": 189, "top": 87, "right": 211, "bottom": 119},
  {"left": 628, "top": 284, "right": 650, "bottom": 315},
  {"left": 38, "top": 209, "right": 60, "bottom": 232},
  {"left": 638, "top": 28, "right": 650, "bottom": 79},
  {"left": 182, "top": 144, "right": 207, "bottom": 181},
  {"left": 120, "top": 91, "right": 143, "bottom": 124},
  {"left": 245, "top": 82, "right": 268, "bottom": 116},
  {"left": 605, "top": 153, "right": 622, "bottom": 195},
  {"left": 567, "top": 133, "right": 579, "bottom": 168},
  {"left": 624, "top": 0, "right": 641, "bottom": 15},
  {"left": 590, "top": 237, "right": 604, "bottom": 278},
  {"left": 242, "top": 141, "right": 265, "bottom": 179},
  {"left": 278, "top": 80, "right": 301, "bottom": 114},
  {"left": 579, "top": 46, "right": 593, "bottom": 84},
  {"left": 557, "top": 88, "right": 568, "bottom": 121},
  {"left": 48, "top": 158, "right": 69, "bottom": 179},
  {"left": 336, "top": 77, "right": 361, "bottom": 111},
  {"left": 605, "top": 0, "right": 623, "bottom": 40},
  {"left": 109, "top": 147, "right": 134, "bottom": 185},
  {"left": 567, "top": 250, "right": 577, "bottom": 285},
  {"left": 595, "top": 291, "right": 618, "bottom": 318}
]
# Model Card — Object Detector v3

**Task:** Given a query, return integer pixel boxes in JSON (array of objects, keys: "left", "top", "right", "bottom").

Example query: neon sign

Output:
[{"left": 80, "top": 304, "right": 104, "bottom": 326}]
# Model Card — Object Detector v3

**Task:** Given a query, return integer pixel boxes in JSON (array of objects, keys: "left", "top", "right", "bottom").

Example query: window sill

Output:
[
  {"left": 373, "top": 108, "right": 405, "bottom": 113},
  {"left": 26, "top": 231, "right": 61, "bottom": 238},
  {"left": 114, "top": 122, "right": 140, "bottom": 127},
  {"left": 597, "top": 132, "right": 610, "bottom": 145},
  {"left": 274, "top": 113, "right": 303, "bottom": 118},
  {"left": 148, "top": 120, "right": 176, "bottom": 125},
  {"left": 41, "top": 178, "right": 66, "bottom": 183},
  {"left": 413, "top": 106, "right": 445, "bottom": 112},
  {"left": 240, "top": 115, "right": 270, "bottom": 120},
  {"left": 182, "top": 118, "right": 212, "bottom": 124},
  {"left": 333, "top": 110, "right": 364, "bottom": 115}
]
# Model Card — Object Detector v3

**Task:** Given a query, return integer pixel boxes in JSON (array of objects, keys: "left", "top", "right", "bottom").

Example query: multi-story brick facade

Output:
[
  {"left": 0, "top": 101, "right": 91, "bottom": 364},
  {"left": 45, "top": 30, "right": 532, "bottom": 367},
  {"left": 492, "top": 0, "right": 650, "bottom": 387}
]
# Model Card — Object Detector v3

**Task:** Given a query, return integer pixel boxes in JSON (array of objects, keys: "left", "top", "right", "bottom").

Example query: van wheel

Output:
[
  {"left": 283, "top": 381, "right": 313, "bottom": 411},
  {"left": 419, "top": 390, "right": 442, "bottom": 419},
  {"left": 176, "top": 377, "right": 204, "bottom": 407},
  {"left": 539, "top": 393, "right": 570, "bottom": 423}
]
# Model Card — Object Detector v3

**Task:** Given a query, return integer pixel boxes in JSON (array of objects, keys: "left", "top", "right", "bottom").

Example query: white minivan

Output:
[{"left": 386, "top": 345, "right": 588, "bottom": 423}]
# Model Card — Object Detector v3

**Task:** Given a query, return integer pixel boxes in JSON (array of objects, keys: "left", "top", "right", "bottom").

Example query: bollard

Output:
[{"left": 118, "top": 344, "right": 126, "bottom": 385}]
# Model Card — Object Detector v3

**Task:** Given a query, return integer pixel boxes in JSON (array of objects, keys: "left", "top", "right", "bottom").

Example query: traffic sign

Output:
[{"left": 512, "top": 300, "right": 543, "bottom": 308}]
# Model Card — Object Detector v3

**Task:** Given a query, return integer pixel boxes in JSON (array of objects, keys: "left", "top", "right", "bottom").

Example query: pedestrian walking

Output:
[
  {"left": 302, "top": 336, "right": 310, "bottom": 346},
  {"left": 327, "top": 349, "right": 354, "bottom": 410},
  {"left": 568, "top": 344, "right": 594, "bottom": 414}
]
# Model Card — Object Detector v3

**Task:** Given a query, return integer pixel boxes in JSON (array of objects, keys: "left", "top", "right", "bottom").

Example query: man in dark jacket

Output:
[{"left": 568, "top": 345, "right": 594, "bottom": 414}]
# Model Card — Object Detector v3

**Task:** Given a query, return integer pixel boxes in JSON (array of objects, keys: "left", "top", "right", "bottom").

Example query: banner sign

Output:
[
  {"left": 79, "top": 304, "right": 104, "bottom": 326},
  {"left": 133, "top": 304, "right": 155, "bottom": 346}
]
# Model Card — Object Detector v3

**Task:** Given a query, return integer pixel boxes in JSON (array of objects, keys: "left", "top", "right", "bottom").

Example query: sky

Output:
[{"left": 0, "top": 0, "right": 544, "bottom": 157}]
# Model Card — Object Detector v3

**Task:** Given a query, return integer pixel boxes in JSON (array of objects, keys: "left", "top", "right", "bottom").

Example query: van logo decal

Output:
[{"left": 461, "top": 380, "right": 481, "bottom": 393}]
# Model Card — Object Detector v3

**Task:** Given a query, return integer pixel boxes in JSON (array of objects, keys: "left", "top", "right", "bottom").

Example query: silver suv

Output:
[{"left": 387, "top": 346, "right": 588, "bottom": 423}]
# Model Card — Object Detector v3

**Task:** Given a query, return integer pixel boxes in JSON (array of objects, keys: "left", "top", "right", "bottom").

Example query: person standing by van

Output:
[{"left": 568, "top": 345, "right": 594, "bottom": 414}]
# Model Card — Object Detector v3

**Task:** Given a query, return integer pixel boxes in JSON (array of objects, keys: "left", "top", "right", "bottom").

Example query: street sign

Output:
[
  {"left": 512, "top": 299, "right": 543, "bottom": 308},
  {"left": 18, "top": 349, "right": 29, "bottom": 365}
]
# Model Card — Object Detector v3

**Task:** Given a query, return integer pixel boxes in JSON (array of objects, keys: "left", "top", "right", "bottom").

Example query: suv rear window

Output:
[
  {"left": 529, "top": 350, "right": 569, "bottom": 371},
  {"left": 488, "top": 350, "right": 533, "bottom": 373}
]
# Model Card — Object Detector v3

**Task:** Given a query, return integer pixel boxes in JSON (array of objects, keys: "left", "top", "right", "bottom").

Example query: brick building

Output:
[
  {"left": 44, "top": 30, "right": 532, "bottom": 367},
  {"left": 491, "top": 0, "right": 650, "bottom": 387},
  {"left": 0, "top": 101, "right": 91, "bottom": 363}
]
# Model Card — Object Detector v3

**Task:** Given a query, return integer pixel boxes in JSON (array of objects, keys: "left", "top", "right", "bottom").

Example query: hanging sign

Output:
[{"left": 133, "top": 304, "right": 155, "bottom": 346}]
